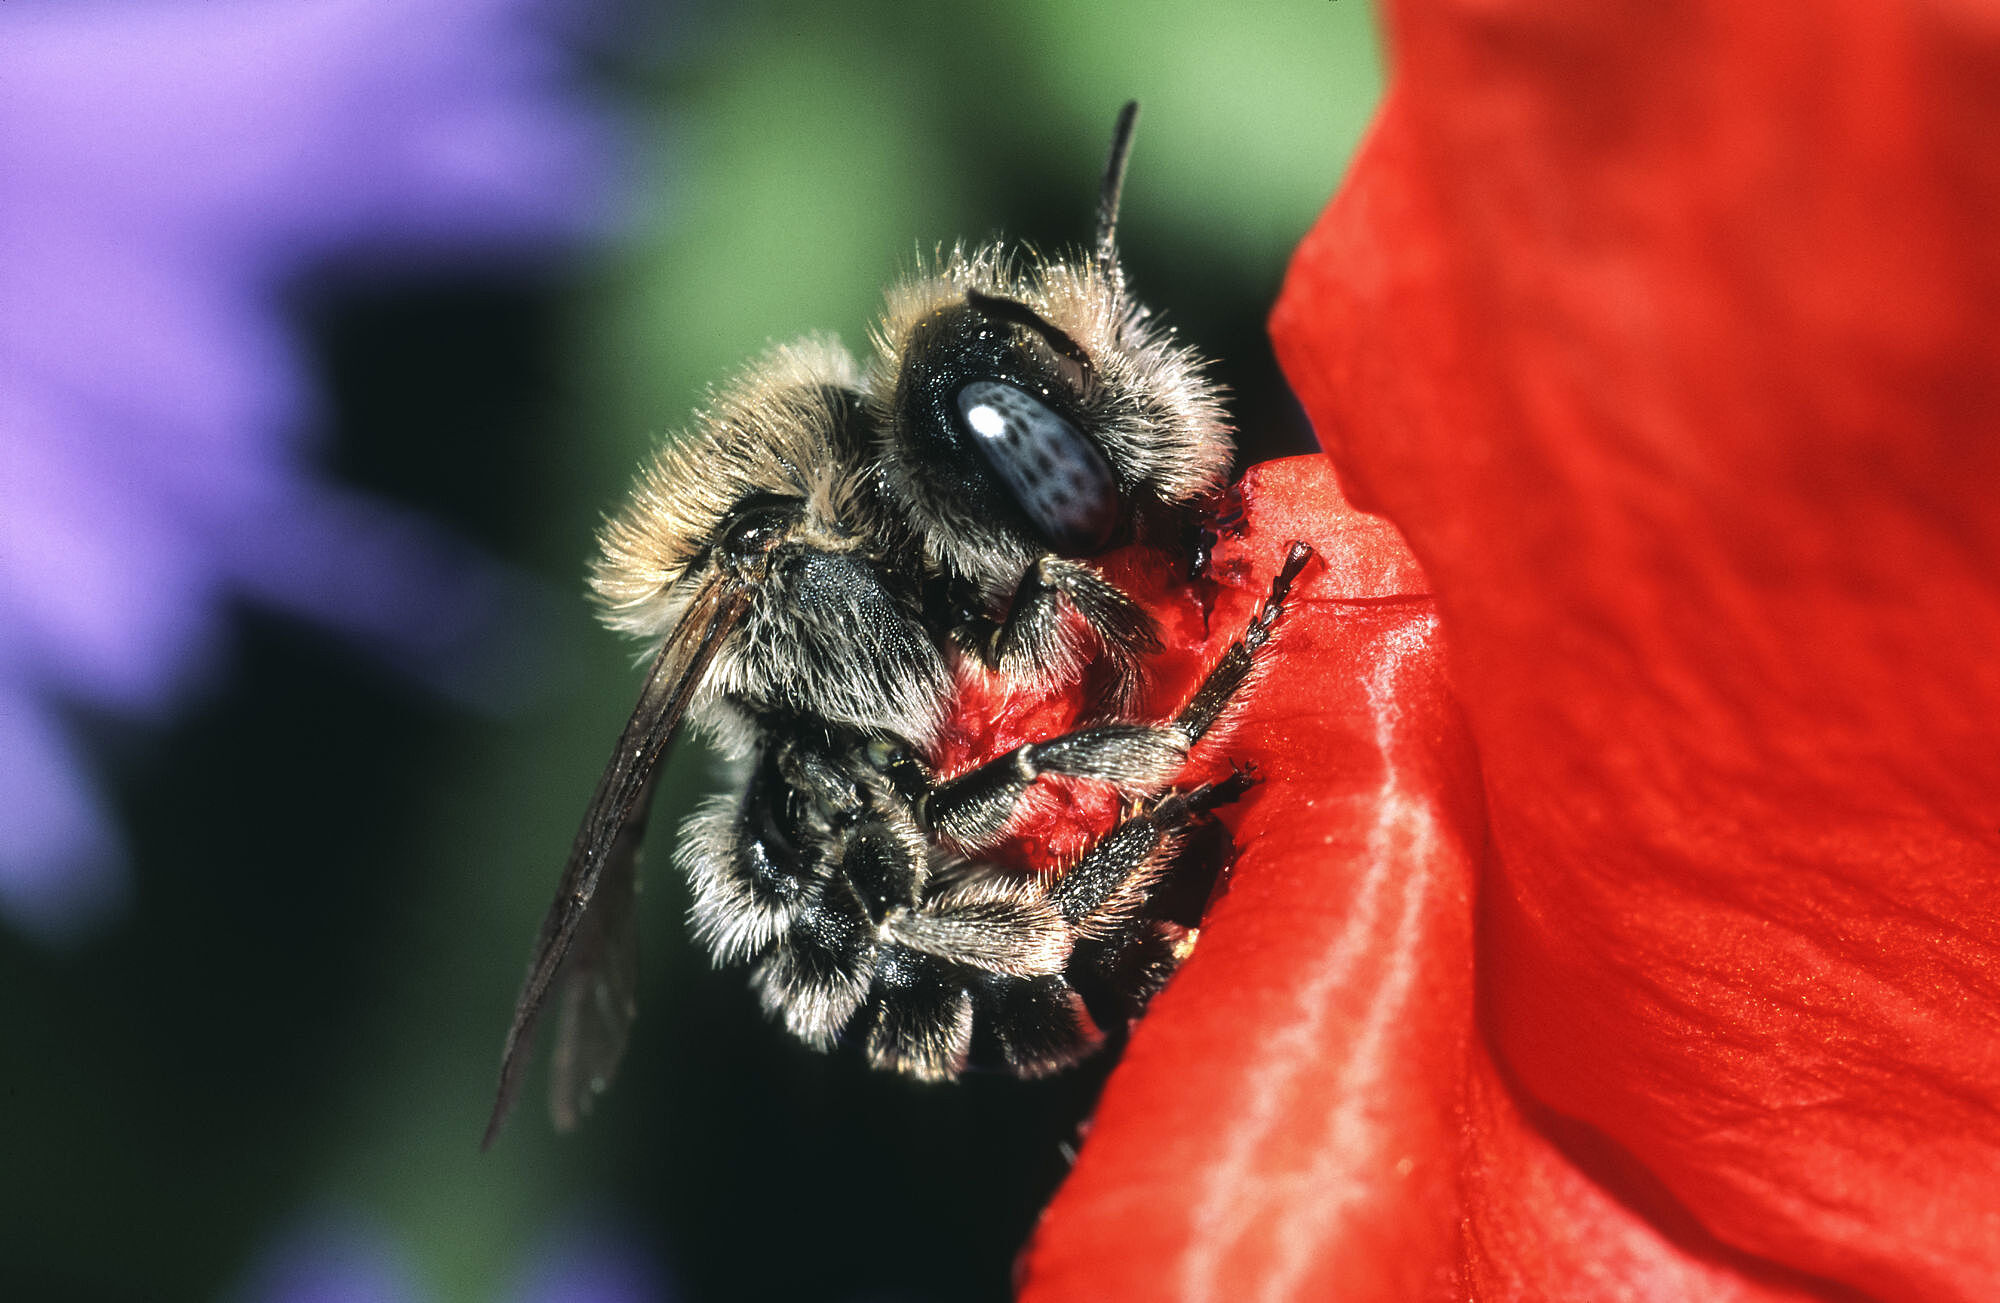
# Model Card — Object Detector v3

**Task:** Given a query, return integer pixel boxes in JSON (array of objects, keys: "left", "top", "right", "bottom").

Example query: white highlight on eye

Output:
[
  {"left": 955, "top": 379, "right": 1118, "bottom": 551},
  {"left": 964, "top": 401, "right": 1009, "bottom": 440}
]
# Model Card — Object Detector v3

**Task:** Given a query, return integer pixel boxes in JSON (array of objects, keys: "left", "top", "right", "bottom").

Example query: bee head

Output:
[
  {"left": 866, "top": 244, "right": 1230, "bottom": 602},
  {"left": 864, "top": 106, "right": 1229, "bottom": 600}
]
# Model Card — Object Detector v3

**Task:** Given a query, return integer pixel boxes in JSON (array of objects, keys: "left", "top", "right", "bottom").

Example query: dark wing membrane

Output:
[
  {"left": 483, "top": 580, "right": 751, "bottom": 1147},
  {"left": 547, "top": 762, "right": 649, "bottom": 1132}
]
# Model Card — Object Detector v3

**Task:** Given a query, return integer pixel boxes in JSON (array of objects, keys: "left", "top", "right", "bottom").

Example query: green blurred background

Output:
[{"left": 2, "top": 2, "right": 1380, "bottom": 1299}]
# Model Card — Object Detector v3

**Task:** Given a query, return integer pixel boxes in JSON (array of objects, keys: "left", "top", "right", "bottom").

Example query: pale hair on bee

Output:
[
  {"left": 484, "top": 102, "right": 1311, "bottom": 1143},
  {"left": 592, "top": 336, "right": 867, "bottom": 618},
  {"left": 868, "top": 242, "right": 1231, "bottom": 603},
  {"left": 591, "top": 338, "right": 953, "bottom": 753}
]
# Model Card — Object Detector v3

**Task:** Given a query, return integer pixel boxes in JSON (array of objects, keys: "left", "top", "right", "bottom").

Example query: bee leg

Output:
[
  {"left": 749, "top": 869, "right": 879, "bottom": 1053},
  {"left": 920, "top": 723, "right": 1188, "bottom": 850},
  {"left": 865, "top": 778, "right": 1251, "bottom": 1080},
  {"left": 870, "top": 869, "right": 1079, "bottom": 1079},
  {"left": 1053, "top": 774, "right": 1253, "bottom": 1029},
  {"left": 980, "top": 555, "right": 1160, "bottom": 696},
  {"left": 1047, "top": 777, "right": 1248, "bottom": 938},
  {"left": 861, "top": 549, "right": 1311, "bottom": 1080},
  {"left": 682, "top": 739, "right": 845, "bottom": 967},
  {"left": 861, "top": 944, "right": 1102, "bottom": 1081},
  {"left": 966, "top": 971, "right": 1102, "bottom": 1077},
  {"left": 776, "top": 741, "right": 868, "bottom": 820},
  {"left": 1172, "top": 539, "right": 1315, "bottom": 743},
  {"left": 872, "top": 886, "right": 1099, "bottom": 1079},
  {"left": 1069, "top": 919, "right": 1185, "bottom": 1027},
  {"left": 954, "top": 780, "right": 1249, "bottom": 1076},
  {"left": 862, "top": 948, "right": 977, "bottom": 1080},
  {"left": 924, "top": 543, "right": 1312, "bottom": 848}
]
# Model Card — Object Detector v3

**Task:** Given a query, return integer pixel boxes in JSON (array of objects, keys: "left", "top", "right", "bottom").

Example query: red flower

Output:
[{"left": 1017, "top": 2, "right": 2000, "bottom": 1300}]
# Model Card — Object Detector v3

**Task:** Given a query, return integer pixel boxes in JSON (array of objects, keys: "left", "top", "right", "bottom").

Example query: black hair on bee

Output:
[{"left": 484, "top": 103, "right": 1306, "bottom": 1144}]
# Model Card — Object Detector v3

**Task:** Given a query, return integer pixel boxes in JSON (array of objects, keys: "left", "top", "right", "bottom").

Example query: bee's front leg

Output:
[{"left": 971, "top": 555, "right": 1160, "bottom": 699}]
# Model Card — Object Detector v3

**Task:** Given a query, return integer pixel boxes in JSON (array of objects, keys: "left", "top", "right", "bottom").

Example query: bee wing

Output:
[
  {"left": 483, "top": 579, "right": 752, "bottom": 1147},
  {"left": 545, "top": 761, "right": 648, "bottom": 1133}
]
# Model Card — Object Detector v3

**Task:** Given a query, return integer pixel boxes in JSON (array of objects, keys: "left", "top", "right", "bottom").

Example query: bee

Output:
[{"left": 485, "top": 104, "right": 1309, "bottom": 1142}]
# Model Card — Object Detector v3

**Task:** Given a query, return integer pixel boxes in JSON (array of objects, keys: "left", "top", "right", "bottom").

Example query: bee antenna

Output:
[{"left": 1094, "top": 100, "right": 1140, "bottom": 277}]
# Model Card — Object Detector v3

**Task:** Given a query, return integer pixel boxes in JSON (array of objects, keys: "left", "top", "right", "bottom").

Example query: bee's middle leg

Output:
[
  {"left": 921, "top": 541, "right": 1314, "bottom": 850},
  {"left": 919, "top": 723, "right": 1189, "bottom": 849}
]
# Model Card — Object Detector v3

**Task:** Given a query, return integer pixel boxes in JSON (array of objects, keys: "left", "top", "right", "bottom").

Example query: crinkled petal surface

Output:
[
  {"left": 1019, "top": 455, "right": 1482, "bottom": 1300},
  {"left": 1024, "top": 2, "right": 2000, "bottom": 1300},
  {"left": 1020, "top": 463, "right": 1834, "bottom": 1302}
]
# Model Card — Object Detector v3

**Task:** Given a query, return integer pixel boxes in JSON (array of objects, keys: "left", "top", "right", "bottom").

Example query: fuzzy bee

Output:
[{"left": 485, "top": 104, "right": 1308, "bottom": 1142}]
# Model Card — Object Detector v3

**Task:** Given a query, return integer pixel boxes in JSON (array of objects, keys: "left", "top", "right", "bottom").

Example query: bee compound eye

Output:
[
  {"left": 718, "top": 499, "right": 799, "bottom": 566},
  {"left": 954, "top": 379, "right": 1119, "bottom": 555}
]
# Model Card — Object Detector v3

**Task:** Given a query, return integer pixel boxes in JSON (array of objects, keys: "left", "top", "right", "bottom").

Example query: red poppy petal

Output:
[
  {"left": 1273, "top": 3, "right": 2000, "bottom": 1301},
  {"left": 1020, "top": 459, "right": 1836, "bottom": 1303},
  {"left": 1017, "top": 455, "right": 1478, "bottom": 1300},
  {"left": 1456, "top": 1050, "right": 1850, "bottom": 1303}
]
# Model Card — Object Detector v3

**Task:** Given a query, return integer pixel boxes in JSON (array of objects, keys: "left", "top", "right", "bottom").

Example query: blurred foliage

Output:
[{"left": 0, "top": 2, "right": 1380, "bottom": 1300}]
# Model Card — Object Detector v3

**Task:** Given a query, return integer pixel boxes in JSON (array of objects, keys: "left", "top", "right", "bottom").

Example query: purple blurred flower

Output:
[
  {"left": 507, "top": 1218, "right": 673, "bottom": 1303},
  {"left": 230, "top": 1214, "right": 426, "bottom": 1303},
  {"left": 230, "top": 1207, "right": 671, "bottom": 1303},
  {"left": 0, "top": 0, "right": 621, "bottom": 940}
]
